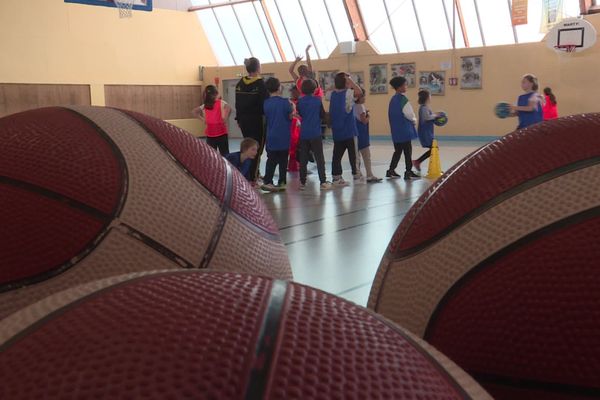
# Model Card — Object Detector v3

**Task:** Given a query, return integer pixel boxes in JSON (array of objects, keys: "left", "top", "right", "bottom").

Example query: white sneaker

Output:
[
  {"left": 320, "top": 181, "right": 333, "bottom": 190},
  {"left": 260, "top": 183, "right": 278, "bottom": 192},
  {"left": 367, "top": 176, "right": 383, "bottom": 183},
  {"left": 332, "top": 178, "right": 349, "bottom": 187},
  {"left": 299, "top": 183, "right": 306, "bottom": 191}
]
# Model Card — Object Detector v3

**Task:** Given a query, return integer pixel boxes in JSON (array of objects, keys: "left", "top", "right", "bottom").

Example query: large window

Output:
[{"left": 193, "top": 0, "right": 583, "bottom": 66}]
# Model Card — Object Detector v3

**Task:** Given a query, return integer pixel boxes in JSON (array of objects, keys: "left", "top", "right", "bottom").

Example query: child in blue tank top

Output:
[
  {"left": 353, "top": 89, "right": 381, "bottom": 183},
  {"left": 413, "top": 89, "right": 441, "bottom": 172},
  {"left": 387, "top": 77, "right": 419, "bottom": 180},
  {"left": 329, "top": 72, "right": 363, "bottom": 186},
  {"left": 511, "top": 74, "right": 544, "bottom": 129},
  {"left": 261, "top": 77, "right": 293, "bottom": 192}
]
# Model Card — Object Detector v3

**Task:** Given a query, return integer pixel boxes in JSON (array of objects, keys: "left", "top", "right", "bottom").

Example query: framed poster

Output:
[
  {"left": 318, "top": 71, "right": 338, "bottom": 101},
  {"left": 460, "top": 56, "right": 482, "bottom": 89},
  {"left": 369, "top": 64, "right": 388, "bottom": 94},
  {"left": 349, "top": 72, "right": 366, "bottom": 89},
  {"left": 391, "top": 63, "right": 416, "bottom": 88},
  {"left": 64, "top": 0, "right": 153, "bottom": 12},
  {"left": 419, "top": 71, "right": 446, "bottom": 96}
]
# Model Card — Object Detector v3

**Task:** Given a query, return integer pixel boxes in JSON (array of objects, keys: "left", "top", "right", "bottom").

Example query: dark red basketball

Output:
[
  {"left": 0, "top": 106, "right": 291, "bottom": 320},
  {"left": 0, "top": 270, "right": 490, "bottom": 399},
  {"left": 368, "top": 114, "right": 600, "bottom": 399}
]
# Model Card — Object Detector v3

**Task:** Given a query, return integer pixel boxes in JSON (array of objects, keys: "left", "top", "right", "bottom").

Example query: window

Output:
[
  {"left": 414, "top": 0, "right": 453, "bottom": 50},
  {"left": 358, "top": 0, "right": 399, "bottom": 54},
  {"left": 477, "top": 0, "right": 515, "bottom": 46}
]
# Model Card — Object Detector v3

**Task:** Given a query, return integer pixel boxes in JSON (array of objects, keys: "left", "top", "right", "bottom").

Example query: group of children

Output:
[{"left": 194, "top": 52, "right": 559, "bottom": 192}]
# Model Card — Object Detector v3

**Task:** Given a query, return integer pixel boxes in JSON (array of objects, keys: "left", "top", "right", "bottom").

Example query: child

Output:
[
  {"left": 225, "top": 138, "right": 259, "bottom": 182},
  {"left": 329, "top": 72, "right": 362, "bottom": 186},
  {"left": 235, "top": 57, "right": 268, "bottom": 182},
  {"left": 511, "top": 74, "right": 544, "bottom": 129},
  {"left": 387, "top": 76, "right": 419, "bottom": 180},
  {"left": 288, "top": 86, "right": 301, "bottom": 173},
  {"left": 543, "top": 87, "right": 558, "bottom": 120},
  {"left": 413, "top": 89, "right": 439, "bottom": 172},
  {"left": 353, "top": 89, "right": 382, "bottom": 183},
  {"left": 192, "top": 85, "right": 231, "bottom": 156},
  {"left": 289, "top": 44, "right": 324, "bottom": 98},
  {"left": 297, "top": 79, "right": 332, "bottom": 190},
  {"left": 261, "top": 77, "right": 293, "bottom": 192}
]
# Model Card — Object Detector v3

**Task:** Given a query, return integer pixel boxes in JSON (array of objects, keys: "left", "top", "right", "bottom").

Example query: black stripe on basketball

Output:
[
  {"left": 0, "top": 108, "right": 128, "bottom": 293},
  {"left": 244, "top": 279, "right": 289, "bottom": 400},
  {"left": 423, "top": 205, "right": 600, "bottom": 341}
]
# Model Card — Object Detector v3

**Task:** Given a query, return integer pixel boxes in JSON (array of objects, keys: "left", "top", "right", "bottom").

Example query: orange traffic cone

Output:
[{"left": 426, "top": 139, "right": 443, "bottom": 179}]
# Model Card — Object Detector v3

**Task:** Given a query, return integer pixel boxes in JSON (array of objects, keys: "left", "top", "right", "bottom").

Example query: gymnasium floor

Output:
[{"left": 254, "top": 139, "right": 487, "bottom": 306}]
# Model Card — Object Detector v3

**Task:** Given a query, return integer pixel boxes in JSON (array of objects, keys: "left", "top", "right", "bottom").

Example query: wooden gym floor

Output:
[{"left": 250, "top": 138, "right": 486, "bottom": 307}]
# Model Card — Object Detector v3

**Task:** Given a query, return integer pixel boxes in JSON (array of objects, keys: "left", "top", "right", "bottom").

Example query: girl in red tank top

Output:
[
  {"left": 543, "top": 87, "right": 558, "bottom": 120},
  {"left": 192, "top": 85, "right": 231, "bottom": 156}
]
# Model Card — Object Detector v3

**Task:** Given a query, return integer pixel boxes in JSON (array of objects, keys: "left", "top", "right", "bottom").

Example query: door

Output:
[{"left": 222, "top": 79, "right": 242, "bottom": 138}]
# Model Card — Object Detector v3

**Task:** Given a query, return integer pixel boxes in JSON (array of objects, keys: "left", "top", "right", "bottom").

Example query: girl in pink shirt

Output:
[
  {"left": 543, "top": 87, "right": 558, "bottom": 120},
  {"left": 192, "top": 85, "right": 231, "bottom": 156}
]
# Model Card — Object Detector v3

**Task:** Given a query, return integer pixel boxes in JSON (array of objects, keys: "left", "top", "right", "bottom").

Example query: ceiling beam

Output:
[
  {"left": 454, "top": 0, "right": 470, "bottom": 47},
  {"left": 259, "top": 1, "right": 287, "bottom": 62},
  {"left": 189, "top": 0, "right": 255, "bottom": 12},
  {"left": 342, "top": 0, "right": 368, "bottom": 41}
]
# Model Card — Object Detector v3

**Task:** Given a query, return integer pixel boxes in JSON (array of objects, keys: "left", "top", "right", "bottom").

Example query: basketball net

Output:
[
  {"left": 554, "top": 44, "right": 577, "bottom": 53},
  {"left": 114, "top": 0, "right": 134, "bottom": 18}
]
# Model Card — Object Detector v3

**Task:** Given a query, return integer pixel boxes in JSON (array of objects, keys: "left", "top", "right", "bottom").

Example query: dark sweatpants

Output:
[
  {"left": 298, "top": 138, "right": 327, "bottom": 184},
  {"left": 237, "top": 115, "right": 265, "bottom": 181},
  {"left": 389, "top": 141, "right": 413, "bottom": 172},
  {"left": 331, "top": 138, "right": 357, "bottom": 177},
  {"left": 263, "top": 150, "right": 289, "bottom": 186}
]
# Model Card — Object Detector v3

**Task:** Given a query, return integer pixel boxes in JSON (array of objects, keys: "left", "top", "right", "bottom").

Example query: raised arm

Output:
[
  {"left": 222, "top": 102, "right": 231, "bottom": 121},
  {"left": 289, "top": 55, "right": 302, "bottom": 81},
  {"left": 305, "top": 44, "right": 313, "bottom": 74},
  {"left": 346, "top": 76, "right": 363, "bottom": 99}
]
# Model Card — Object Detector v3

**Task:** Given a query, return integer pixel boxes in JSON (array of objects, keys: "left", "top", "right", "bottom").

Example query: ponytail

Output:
[{"left": 544, "top": 87, "right": 557, "bottom": 105}]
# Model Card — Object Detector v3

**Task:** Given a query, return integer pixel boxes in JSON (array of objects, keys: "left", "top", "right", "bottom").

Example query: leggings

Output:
[
  {"left": 416, "top": 148, "right": 432, "bottom": 163},
  {"left": 206, "top": 134, "right": 229, "bottom": 156}
]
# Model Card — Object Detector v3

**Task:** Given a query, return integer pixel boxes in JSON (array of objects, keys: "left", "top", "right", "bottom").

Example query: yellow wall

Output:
[
  {"left": 204, "top": 14, "right": 600, "bottom": 137},
  {"left": 0, "top": 0, "right": 217, "bottom": 134}
]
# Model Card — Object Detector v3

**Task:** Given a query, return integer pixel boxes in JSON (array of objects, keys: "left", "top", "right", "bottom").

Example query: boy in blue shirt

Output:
[
  {"left": 329, "top": 72, "right": 362, "bottom": 186},
  {"left": 387, "top": 76, "right": 420, "bottom": 180},
  {"left": 297, "top": 79, "right": 332, "bottom": 190},
  {"left": 261, "top": 77, "right": 293, "bottom": 192},
  {"left": 225, "top": 138, "right": 258, "bottom": 182}
]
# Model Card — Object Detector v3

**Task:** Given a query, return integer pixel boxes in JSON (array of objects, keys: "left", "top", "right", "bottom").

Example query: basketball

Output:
[
  {"left": 0, "top": 270, "right": 491, "bottom": 399},
  {"left": 0, "top": 106, "right": 291, "bottom": 320},
  {"left": 494, "top": 102, "right": 512, "bottom": 119},
  {"left": 368, "top": 114, "right": 600, "bottom": 399},
  {"left": 434, "top": 112, "right": 448, "bottom": 126}
]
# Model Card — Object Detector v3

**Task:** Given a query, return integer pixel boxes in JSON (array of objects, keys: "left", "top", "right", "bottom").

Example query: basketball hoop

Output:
[
  {"left": 554, "top": 44, "right": 577, "bottom": 53},
  {"left": 114, "top": 0, "right": 134, "bottom": 18}
]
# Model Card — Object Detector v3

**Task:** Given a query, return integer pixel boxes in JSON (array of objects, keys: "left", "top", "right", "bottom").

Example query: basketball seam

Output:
[
  {"left": 243, "top": 280, "right": 288, "bottom": 400},
  {"left": 423, "top": 205, "right": 600, "bottom": 341},
  {"left": 199, "top": 161, "right": 233, "bottom": 269},
  {"left": 374, "top": 156, "right": 600, "bottom": 311},
  {"left": 0, "top": 107, "right": 129, "bottom": 294}
]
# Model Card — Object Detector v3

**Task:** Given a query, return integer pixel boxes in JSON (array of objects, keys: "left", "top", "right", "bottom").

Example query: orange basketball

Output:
[
  {"left": 369, "top": 114, "right": 600, "bottom": 399},
  {"left": 0, "top": 270, "right": 491, "bottom": 399},
  {"left": 0, "top": 106, "right": 291, "bottom": 320}
]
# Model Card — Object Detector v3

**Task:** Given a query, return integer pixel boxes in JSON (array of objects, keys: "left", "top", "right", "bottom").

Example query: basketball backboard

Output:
[
  {"left": 64, "top": 0, "right": 153, "bottom": 12},
  {"left": 546, "top": 17, "right": 597, "bottom": 53}
]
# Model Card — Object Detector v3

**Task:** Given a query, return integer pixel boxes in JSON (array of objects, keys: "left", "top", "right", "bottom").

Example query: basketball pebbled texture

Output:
[
  {"left": 368, "top": 114, "right": 600, "bottom": 399},
  {"left": 0, "top": 106, "right": 291, "bottom": 320},
  {"left": 0, "top": 270, "right": 491, "bottom": 400}
]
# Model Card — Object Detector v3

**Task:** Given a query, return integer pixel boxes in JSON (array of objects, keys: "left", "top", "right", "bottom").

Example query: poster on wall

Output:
[
  {"left": 460, "top": 56, "right": 482, "bottom": 89},
  {"left": 419, "top": 71, "right": 446, "bottom": 96},
  {"left": 391, "top": 63, "right": 416, "bottom": 88},
  {"left": 318, "top": 71, "right": 338, "bottom": 101},
  {"left": 280, "top": 81, "right": 296, "bottom": 99},
  {"left": 369, "top": 64, "right": 388, "bottom": 94},
  {"left": 349, "top": 72, "right": 366, "bottom": 90}
]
